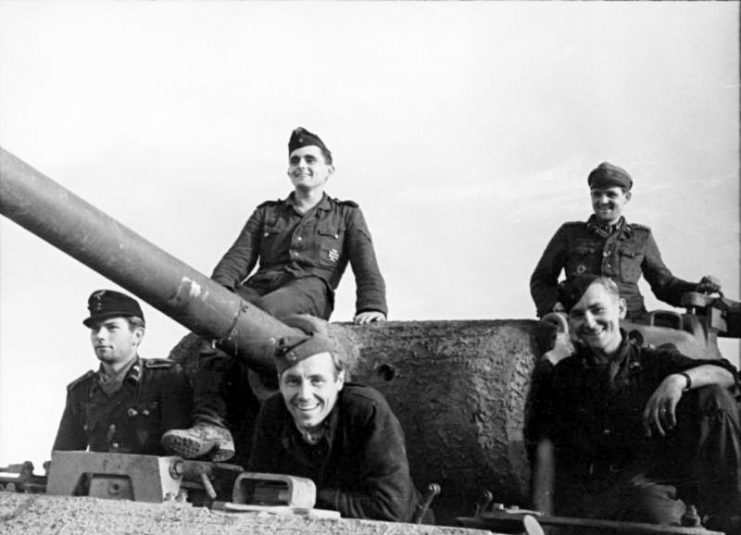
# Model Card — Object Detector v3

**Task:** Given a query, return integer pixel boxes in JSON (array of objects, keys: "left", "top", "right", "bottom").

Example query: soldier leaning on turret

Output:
[
  {"left": 249, "top": 315, "right": 429, "bottom": 523},
  {"left": 163, "top": 127, "right": 388, "bottom": 462},
  {"left": 52, "top": 290, "right": 192, "bottom": 455},
  {"left": 530, "top": 162, "right": 720, "bottom": 320}
]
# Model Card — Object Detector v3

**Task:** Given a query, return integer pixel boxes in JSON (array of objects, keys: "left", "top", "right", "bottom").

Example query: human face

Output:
[
  {"left": 89, "top": 317, "right": 142, "bottom": 366},
  {"left": 287, "top": 145, "right": 334, "bottom": 193},
  {"left": 568, "top": 282, "right": 626, "bottom": 357},
  {"left": 279, "top": 352, "right": 345, "bottom": 430},
  {"left": 590, "top": 186, "right": 631, "bottom": 225}
]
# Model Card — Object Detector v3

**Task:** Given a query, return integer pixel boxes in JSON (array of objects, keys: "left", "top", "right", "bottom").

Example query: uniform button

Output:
[
  {"left": 297, "top": 236, "right": 303, "bottom": 242},
  {"left": 603, "top": 251, "right": 609, "bottom": 257},
  {"left": 142, "top": 409, "right": 150, "bottom": 416},
  {"left": 263, "top": 232, "right": 269, "bottom": 238},
  {"left": 127, "top": 408, "right": 138, "bottom": 417},
  {"left": 112, "top": 443, "right": 120, "bottom": 449},
  {"left": 606, "top": 263, "right": 611, "bottom": 268},
  {"left": 603, "top": 429, "right": 611, "bottom": 435}
]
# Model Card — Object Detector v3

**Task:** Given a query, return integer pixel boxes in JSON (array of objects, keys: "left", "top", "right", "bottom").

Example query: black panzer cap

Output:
[{"left": 83, "top": 289, "right": 144, "bottom": 327}]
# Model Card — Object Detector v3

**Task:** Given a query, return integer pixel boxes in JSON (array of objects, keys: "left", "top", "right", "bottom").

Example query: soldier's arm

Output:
[
  {"left": 345, "top": 206, "right": 387, "bottom": 320},
  {"left": 316, "top": 401, "right": 416, "bottom": 522},
  {"left": 246, "top": 397, "right": 282, "bottom": 474},
  {"left": 640, "top": 230, "right": 697, "bottom": 307},
  {"left": 211, "top": 207, "right": 264, "bottom": 290},
  {"left": 531, "top": 438, "right": 555, "bottom": 515},
  {"left": 530, "top": 225, "right": 569, "bottom": 317},
  {"left": 52, "top": 394, "right": 88, "bottom": 452}
]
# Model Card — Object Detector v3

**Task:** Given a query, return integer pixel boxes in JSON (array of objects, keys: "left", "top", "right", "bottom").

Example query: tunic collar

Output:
[
  {"left": 95, "top": 356, "right": 142, "bottom": 395},
  {"left": 586, "top": 215, "right": 632, "bottom": 238},
  {"left": 285, "top": 192, "right": 332, "bottom": 213}
]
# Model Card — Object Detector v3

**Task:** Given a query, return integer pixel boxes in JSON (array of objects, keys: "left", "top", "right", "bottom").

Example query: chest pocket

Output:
[
  {"left": 566, "top": 244, "right": 600, "bottom": 277},
  {"left": 259, "top": 221, "right": 290, "bottom": 265},
  {"left": 618, "top": 246, "right": 643, "bottom": 281},
  {"left": 315, "top": 225, "right": 345, "bottom": 267}
]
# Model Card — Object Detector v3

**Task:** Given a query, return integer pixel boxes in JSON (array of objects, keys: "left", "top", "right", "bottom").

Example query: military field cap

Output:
[
  {"left": 588, "top": 162, "right": 633, "bottom": 191},
  {"left": 83, "top": 289, "right": 144, "bottom": 327},
  {"left": 558, "top": 275, "right": 604, "bottom": 312},
  {"left": 288, "top": 127, "right": 332, "bottom": 162},
  {"left": 274, "top": 314, "right": 342, "bottom": 374}
]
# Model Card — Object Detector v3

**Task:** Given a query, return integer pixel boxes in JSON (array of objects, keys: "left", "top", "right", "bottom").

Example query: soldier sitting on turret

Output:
[
  {"left": 162, "top": 127, "right": 388, "bottom": 463},
  {"left": 248, "top": 314, "right": 427, "bottom": 523},
  {"left": 530, "top": 162, "right": 720, "bottom": 320},
  {"left": 53, "top": 290, "right": 192, "bottom": 455},
  {"left": 530, "top": 275, "right": 741, "bottom": 534}
]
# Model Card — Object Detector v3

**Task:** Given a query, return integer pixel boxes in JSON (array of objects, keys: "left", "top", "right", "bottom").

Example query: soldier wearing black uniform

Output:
[
  {"left": 530, "top": 162, "right": 720, "bottom": 320},
  {"left": 163, "top": 127, "right": 387, "bottom": 462},
  {"left": 53, "top": 290, "right": 192, "bottom": 455}
]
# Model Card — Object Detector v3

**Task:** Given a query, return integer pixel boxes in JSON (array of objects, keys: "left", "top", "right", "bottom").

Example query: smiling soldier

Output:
[
  {"left": 163, "top": 127, "right": 387, "bottom": 463},
  {"left": 530, "top": 275, "right": 741, "bottom": 533},
  {"left": 52, "top": 290, "right": 192, "bottom": 455},
  {"left": 530, "top": 162, "right": 720, "bottom": 320},
  {"left": 247, "top": 314, "right": 426, "bottom": 523}
]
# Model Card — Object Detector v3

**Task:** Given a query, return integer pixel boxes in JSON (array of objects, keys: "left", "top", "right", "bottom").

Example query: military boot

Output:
[{"left": 162, "top": 422, "right": 235, "bottom": 462}]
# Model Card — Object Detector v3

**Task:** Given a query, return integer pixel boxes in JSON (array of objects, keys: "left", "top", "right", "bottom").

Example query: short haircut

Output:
[{"left": 124, "top": 316, "right": 146, "bottom": 330}]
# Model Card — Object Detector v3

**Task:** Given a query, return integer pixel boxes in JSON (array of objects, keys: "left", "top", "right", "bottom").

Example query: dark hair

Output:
[{"left": 124, "top": 316, "right": 146, "bottom": 330}]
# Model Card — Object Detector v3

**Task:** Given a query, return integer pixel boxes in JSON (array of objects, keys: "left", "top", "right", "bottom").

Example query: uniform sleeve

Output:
[
  {"left": 315, "top": 400, "right": 417, "bottom": 522},
  {"left": 530, "top": 225, "right": 569, "bottom": 317},
  {"left": 160, "top": 366, "right": 193, "bottom": 432},
  {"left": 646, "top": 347, "right": 740, "bottom": 390},
  {"left": 345, "top": 208, "right": 388, "bottom": 316},
  {"left": 641, "top": 230, "right": 696, "bottom": 307},
  {"left": 52, "top": 393, "right": 88, "bottom": 452},
  {"left": 246, "top": 396, "right": 283, "bottom": 473},
  {"left": 525, "top": 359, "right": 557, "bottom": 461},
  {"left": 211, "top": 208, "right": 264, "bottom": 290}
]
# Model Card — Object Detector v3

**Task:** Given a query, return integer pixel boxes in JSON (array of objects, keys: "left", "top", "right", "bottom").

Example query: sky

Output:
[{"left": 0, "top": 1, "right": 738, "bottom": 470}]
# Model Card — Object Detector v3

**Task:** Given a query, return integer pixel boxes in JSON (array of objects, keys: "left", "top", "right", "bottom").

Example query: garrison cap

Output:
[
  {"left": 288, "top": 127, "right": 332, "bottom": 163},
  {"left": 274, "top": 315, "right": 342, "bottom": 374},
  {"left": 83, "top": 290, "right": 144, "bottom": 327},
  {"left": 558, "top": 275, "right": 604, "bottom": 312},
  {"left": 588, "top": 162, "right": 633, "bottom": 191}
]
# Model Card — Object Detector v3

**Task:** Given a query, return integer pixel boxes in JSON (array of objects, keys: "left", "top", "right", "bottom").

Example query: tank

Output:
[{"left": 1, "top": 147, "right": 737, "bottom": 527}]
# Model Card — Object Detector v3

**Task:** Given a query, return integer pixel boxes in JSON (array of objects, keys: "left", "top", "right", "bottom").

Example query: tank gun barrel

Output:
[{"left": 0, "top": 146, "right": 299, "bottom": 372}]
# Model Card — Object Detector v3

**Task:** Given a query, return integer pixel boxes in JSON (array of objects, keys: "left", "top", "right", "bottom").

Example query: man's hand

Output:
[
  {"left": 540, "top": 312, "right": 574, "bottom": 366},
  {"left": 696, "top": 275, "right": 721, "bottom": 294},
  {"left": 642, "top": 374, "right": 688, "bottom": 437},
  {"left": 354, "top": 311, "right": 386, "bottom": 325}
]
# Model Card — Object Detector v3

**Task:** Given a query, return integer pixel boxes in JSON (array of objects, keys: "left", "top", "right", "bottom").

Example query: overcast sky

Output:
[{"left": 0, "top": 1, "right": 738, "bottom": 469}]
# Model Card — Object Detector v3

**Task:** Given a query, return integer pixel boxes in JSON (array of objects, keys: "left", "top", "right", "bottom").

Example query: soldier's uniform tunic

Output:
[
  {"left": 535, "top": 335, "right": 741, "bottom": 525},
  {"left": 53, "top": 357, "right": 192, "bottom": 455},
  {"left": 530, "top": 215, "right": 696, "bottom": 319},
  {"left": 248, "top": 384, "right": 422, "bottom": 522},
  {"left": 211, "top": 192, "right": 387, "bottom": 320}
]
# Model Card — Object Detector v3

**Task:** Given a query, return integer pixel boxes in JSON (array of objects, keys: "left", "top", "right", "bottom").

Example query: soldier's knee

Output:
[{"left": 695, "top": 384, "right": 738, "bottom": 418}]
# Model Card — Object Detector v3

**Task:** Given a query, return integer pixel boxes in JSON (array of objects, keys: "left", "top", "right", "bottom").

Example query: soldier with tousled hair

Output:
[{"left": 248, "top": 314, "right": 428, "bottom": 523}]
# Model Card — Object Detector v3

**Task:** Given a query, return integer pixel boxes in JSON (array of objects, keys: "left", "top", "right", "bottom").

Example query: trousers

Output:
[{"left": 554, "top": 385, "right": 741, "bottom": 529}]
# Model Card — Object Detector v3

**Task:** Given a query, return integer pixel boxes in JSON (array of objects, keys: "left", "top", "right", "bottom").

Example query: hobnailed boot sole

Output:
[{"left": 162, "top": 430, "right": 218, "bottom": 459}]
